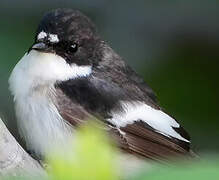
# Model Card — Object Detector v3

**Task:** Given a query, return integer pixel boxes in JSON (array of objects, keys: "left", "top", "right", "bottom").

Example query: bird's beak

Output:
[
  {"left": 31, "top": 42, "right": 53, "bottom": 53},
  {"left": 32, "top": 42, "right": 47, "bottom": 50}
]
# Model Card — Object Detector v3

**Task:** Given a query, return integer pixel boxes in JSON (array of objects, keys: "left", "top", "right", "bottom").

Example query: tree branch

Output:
[{"left": 0, "top": 118, "right": 45, "bottom": 177}]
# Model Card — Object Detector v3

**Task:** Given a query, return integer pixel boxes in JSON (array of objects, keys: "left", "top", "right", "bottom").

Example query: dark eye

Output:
[{"left": 68, "top": 43, "right": 78, "bottom": 53}]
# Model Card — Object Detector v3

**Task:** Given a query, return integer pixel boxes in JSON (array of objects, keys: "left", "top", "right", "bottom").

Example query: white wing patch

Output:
[{"left": 109, "top": 101, "right": 189, "bottom": 142}]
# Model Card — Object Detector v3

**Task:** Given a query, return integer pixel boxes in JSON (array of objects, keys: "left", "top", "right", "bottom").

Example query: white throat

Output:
[
  {"left": 9, "top": 50, "right": 92, "bottom": 99},
  {"left": 9, "top": 50, "right": 92, "bottom": 156}
]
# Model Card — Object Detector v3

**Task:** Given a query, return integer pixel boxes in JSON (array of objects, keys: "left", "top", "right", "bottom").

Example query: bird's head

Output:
[
  {"left": 31, "top": 9, "right": 100, "bottom": 67},
  {"left": 9, "top": 9, "right": 107, "bottom": 97}
]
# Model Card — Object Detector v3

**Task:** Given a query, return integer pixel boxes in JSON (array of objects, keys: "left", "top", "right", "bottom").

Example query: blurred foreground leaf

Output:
[
  {"left": 3, "top": 121, "right": 219, "bottom": 180},
  {"left": 128, "top": 158, "right": 219, "bottom": 180},
  {"left": 47, "top": 121, "right": 119, "bottom": 180}
]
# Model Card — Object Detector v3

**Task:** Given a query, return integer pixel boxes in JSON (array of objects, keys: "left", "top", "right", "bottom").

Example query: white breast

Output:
[
  {"left": 14, "top": 87, "right": 72, "bottom": 156},
  {"left": 9, "top": 50, "right": 92, "bottom": 156}
]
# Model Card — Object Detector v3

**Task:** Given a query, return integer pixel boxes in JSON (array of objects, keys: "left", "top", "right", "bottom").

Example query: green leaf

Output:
[
  {"left": 128, "top": 159, "right": 219, "bottom": 180},
  {"left": 47, "top": 121, "right": 119, "bottom": 180}
]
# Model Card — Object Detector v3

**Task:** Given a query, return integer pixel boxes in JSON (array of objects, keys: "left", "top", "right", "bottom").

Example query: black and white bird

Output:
[{"left": 9, "top": 9, "right": 192, "bottom": 162}]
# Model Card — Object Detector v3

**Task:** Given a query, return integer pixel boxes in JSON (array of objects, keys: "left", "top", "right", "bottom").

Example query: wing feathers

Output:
[
  {"left": 120, "top": 121, "right": 190, "bottom": 158},
  {"left": 56, "top": 78, "right": 192, "bottom": 160}
]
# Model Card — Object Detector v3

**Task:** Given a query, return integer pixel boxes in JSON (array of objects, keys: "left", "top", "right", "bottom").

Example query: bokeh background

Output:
[{"left": 0, "top": 0, "right": 218, "bottom": 154}]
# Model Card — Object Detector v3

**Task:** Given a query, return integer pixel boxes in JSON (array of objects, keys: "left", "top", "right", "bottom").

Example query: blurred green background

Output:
[{"left": 0, "top": 0, "right": 218, "bottom": 154}]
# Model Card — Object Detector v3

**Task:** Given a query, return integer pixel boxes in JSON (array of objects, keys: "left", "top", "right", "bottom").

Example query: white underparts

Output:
[
  {"left": 109, "top": 101, "right": 190, "bottom": 142},
  {"left": 13, "top": 87, "right": 73, "bottom": 156},
  {"left": 9, "top": 50, "right": 92, "bottom": 156}
]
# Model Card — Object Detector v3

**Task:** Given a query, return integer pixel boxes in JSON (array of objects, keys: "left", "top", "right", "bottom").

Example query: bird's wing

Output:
[
  {"left": 109, "top": 121, "right": 191, "bottom": 161},
  {"left": 55, "top": 76, "right": 192, "bottom": 160},
  {"left": 55, "top": 88, "right": 95, "bottom": 127}
]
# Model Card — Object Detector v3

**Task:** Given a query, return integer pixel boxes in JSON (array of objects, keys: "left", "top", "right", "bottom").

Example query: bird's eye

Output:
[{"left": 68, "top": 43, "right": 78, "bottom": 53}]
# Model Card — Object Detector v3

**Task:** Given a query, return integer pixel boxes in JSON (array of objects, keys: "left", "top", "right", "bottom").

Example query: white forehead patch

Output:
[
  {"left": 37, "top": 31, "right": 47, "bottom": 40},
  {"left": 48, "top": 34, "right": 59, "bottom": 43},
  {"left": 37, "top": 31, "right": 59, "bottom": 43}
]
